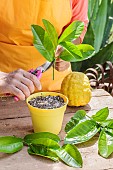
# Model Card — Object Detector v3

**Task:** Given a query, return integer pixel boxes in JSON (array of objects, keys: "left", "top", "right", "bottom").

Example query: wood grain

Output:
[{"left": 0, "top": 89, "right": 113, "bottom": 170}]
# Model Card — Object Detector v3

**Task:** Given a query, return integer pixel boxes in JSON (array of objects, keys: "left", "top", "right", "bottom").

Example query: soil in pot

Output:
[{"left": 28, "top": 95, "right": 65, "bottom": 109}]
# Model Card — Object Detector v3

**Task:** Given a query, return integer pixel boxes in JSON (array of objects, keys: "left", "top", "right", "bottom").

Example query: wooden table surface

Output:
[{"left": 0, "top": 89, "right": 113, "bottom": 170}]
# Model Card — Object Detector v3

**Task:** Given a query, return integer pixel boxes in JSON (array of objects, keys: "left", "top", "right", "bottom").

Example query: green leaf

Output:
[
  {"left": 83, "top": 22, "right": 95, "bottom": 47},
  {"left": 55, "top": 144, "right": 83, "bottom": 168},
  {"left": 28, "top": 144, "right": 59, "bottom": 161},
  {"left": 98, "top": 129, "right": 113, "bottom": 158},
  {"left": 106, "top": 128, "right": 113, "bottom": 138},
  {"left": 31, "top": 138, "right": 60, "bottom": 150},
  {"left": 59, "top": 41, "right": 83, "bottom": 62},
  {"left": 59, "top": 42, "right": 94, "bottom": 62},
  {"left": 58, "top": 21, "right": 84, "bottom": 43},
  {"left": 60, "top": 41, "right": 82, "bottom": 57},
  {"left": 65, "top": 110, "right": 87, "bottom": 133},
  {"left": 72, "top": 41, "right": 113, "bottom": 72},
  {"left": 59, "top": 50, "right": 81, "bottom": 62},
  {"left": 65, "top": 120, "right": 99, "bottom": 144},
  {"left": 76, "top": 44, "right": 95, "bottom": 59},
  {"left": 77, "top": 44, "right": 94, "bottom": 52},
  {"left": 100, "top": 119, "right": 113, "bottom": 128},
  {"left": 0, "top": 136, "right": 23, "bottom": 153},
  {"left": 85, "top": 0, "right": 99, "bottom": 46},
  {"left": 101, "top": 0, "right": 113, "bottom": 47},
  {"left": 107, "top": 120, "right": 113, "bottom": 129},
  {"left": 92, "top": 107, "right": 109, "bottom": 122},
  {"left": 24, "top": 132, "right": 60, "bottom": 145},
  {"left": 31, "top": 25, "right": 54, "bottom": 62},
  {"left": 42, "top": 19, "right": 58, "bottom": 49},
  {"left": 88, "top": 0, "right": 99, "bottom": 20},
  {"left": 92, "top": 0, "right": 108, "bottom": 52}
]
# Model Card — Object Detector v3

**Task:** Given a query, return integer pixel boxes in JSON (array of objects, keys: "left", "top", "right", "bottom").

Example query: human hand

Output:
[
  {"left": 55, "top": 45, "right": 70, "bottom": 72},
  {"left": 0, "top": 69, "right": 42, "bottom": 100}
]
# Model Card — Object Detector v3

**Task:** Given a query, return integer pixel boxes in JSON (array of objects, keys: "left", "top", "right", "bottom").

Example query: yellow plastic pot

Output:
[{"left": 26, "top": 92, "right": 68, "bottom": 134}]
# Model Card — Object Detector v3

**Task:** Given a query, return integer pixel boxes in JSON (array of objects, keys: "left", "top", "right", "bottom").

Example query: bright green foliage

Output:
[
  {"left": 0, "top": 136, "right": 23, "bottom": 153},
  {"left": 29, "top": 138, "right": 60, "bottom": 150},
  {"left": 28, "top": 144, "right": 59, "bottom": 161},
  {"left": 58, "top": 21, "right": 84, "bottom": 43},
  {"left": 42, "top": 19, "right": 58, "bottom": 49},
  {"left": 31, "top": 19, "right": 94, "bottom": 64},
  {"left": 65, "top": 110, "right": 87, "bottom": 133},
  {"left": 55, "top": 144, "right": 83, "bottom": 168},
  {"left": 72, "top": 0, "right": 113, "bottom": 72},
  {"left": 92, "top": 107, "right": 109, "bottom": 122},
  {"left": 31, "top": 25, "right": 55, "bottom": 62},
  {"left": 0, "top": 132, "right": 83, "bottom": 168},
  {"left": 64, "top": 107, "right": 113, "bottom": 158},
  {"left": 24, "top": 132, "right": 60, "bottom": 145},
  {"left": 98, "top": 129, "right": 113, "bottom": 158},
  {"left": 26, "top": 132, "right": 83, "bottom": 167},
  {"left": 65, "top": 120, "right": 99, "bottom": 144},
  {"left": 100, "top": 119, "right": 113, "bottom": 128}
]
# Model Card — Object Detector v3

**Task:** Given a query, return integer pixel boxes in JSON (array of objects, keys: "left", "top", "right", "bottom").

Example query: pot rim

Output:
[{"left": 26, "top": 91, "right": 68, "bottom": 111}]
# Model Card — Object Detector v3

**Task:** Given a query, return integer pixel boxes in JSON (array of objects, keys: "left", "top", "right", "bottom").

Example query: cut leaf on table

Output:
[
  {"left": 24, "top": 132, "right": 60, "bottom": 145},
  {"left": 28, "top": 144, "right": 59, "bottom": 161},
  {"left": 54, "top": 144, "right": 83, "bottom": 168},
  {"left": 0, "top": 136, "right": 23, "bottom": 154}
]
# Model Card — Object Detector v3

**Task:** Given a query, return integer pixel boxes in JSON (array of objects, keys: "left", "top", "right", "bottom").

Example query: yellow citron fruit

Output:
[{"left": 61, "top": 72, "right": 92, "bottom": 106}]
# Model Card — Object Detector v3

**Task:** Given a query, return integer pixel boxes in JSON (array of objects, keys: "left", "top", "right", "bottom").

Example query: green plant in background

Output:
[
  {"left": 71, "top": 0, "right": 113, "bottom": 72},
  {"left": 31, "top": 19, "right": 94, "bottom": 78}
]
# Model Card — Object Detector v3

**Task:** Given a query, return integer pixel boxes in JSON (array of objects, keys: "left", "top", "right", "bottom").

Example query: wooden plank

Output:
[
  {"left": 1, "top": 108, "right": 113, "bottom": 139},
  {"left": 0, "top": 117, "right": 32, "bottom": 138},
  {"left": 0, "top": 140, "right": 113, "bottom": 170},
  {"left": 0, "top": 115, "right": 113, "bottom": 170},
  {"left": 91, "top": 89, "right": 110, "bottom": 96},
  {"left": 0, "top": 89, "right": 112, "bottom": 120},
  {"left": 0, "top": 98, "right": 30, "bottom": 120},
  {"left": 1, "top": 89, "right": 113, "bottom": 170}
]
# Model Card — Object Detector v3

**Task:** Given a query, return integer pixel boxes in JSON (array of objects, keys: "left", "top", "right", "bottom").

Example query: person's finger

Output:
[
  {"left": 55, "top": 58, "right": 70, "bottom": 71},
  {"left": 12, "top": 69, "right": 42, "bottom": 91},
  {"left": 55, "top": 45, "right": 63, "bottom": 57},
  {"left": 55, "top": 63, "right": 70, "bottom": 71},
  {"left": 14, "top": 80, "right": 31, "bottom": 98},
  {"left": 21, "top": 77, "right": 35, "bottom": 93},
  {"left": 0, "top": 69, "right": 42, "bottom": 99},
  {"left": 22, "top": 71, "right": 42, "bottom": 90},
  {"left": 8, "top": 85, "right": 26, "bottom": 101},
  {"left": 8, "top": 78, "right": 31, "bottom": 99}
]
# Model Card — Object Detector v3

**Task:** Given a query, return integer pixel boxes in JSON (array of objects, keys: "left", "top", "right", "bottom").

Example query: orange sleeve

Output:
[{"left": 70, "top": 0, "right": 89, "bottom": 43}]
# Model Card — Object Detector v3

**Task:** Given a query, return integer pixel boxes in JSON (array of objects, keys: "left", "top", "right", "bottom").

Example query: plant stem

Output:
[{"left": 52, "top": 60, "right": 55, "bottom": 80}]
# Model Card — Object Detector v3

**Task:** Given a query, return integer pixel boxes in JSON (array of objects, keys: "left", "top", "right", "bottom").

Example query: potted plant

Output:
[
  {"left": 26, "top": 92, "right": 68, "bottom": 134},
  {"left": 26, "top": 19, "right": 94, "bottom": 134},
  {"left": 31, "top": 19, "right": 94, "bottom": 78}
]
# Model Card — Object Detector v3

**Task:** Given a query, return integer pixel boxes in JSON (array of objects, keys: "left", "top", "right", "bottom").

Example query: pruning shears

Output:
[{"left": 14, "top": 60, "right": 54, "bottom": 101}]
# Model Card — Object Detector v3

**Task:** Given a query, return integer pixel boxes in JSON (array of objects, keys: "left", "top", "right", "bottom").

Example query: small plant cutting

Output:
[
  {"left": 1, "top": 107, "right": 113, "bottom": 168},
  {"left": 31, "top": 19, "right": 94, "bottom": 78}
]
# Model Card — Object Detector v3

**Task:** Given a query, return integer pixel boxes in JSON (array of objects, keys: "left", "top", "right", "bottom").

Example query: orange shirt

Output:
[
  {"left": 0, "top": 0, "right": 88, "bottom": 91},
  {"left": 71, "top": 0, "right": 88, "bottom": 42}
]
